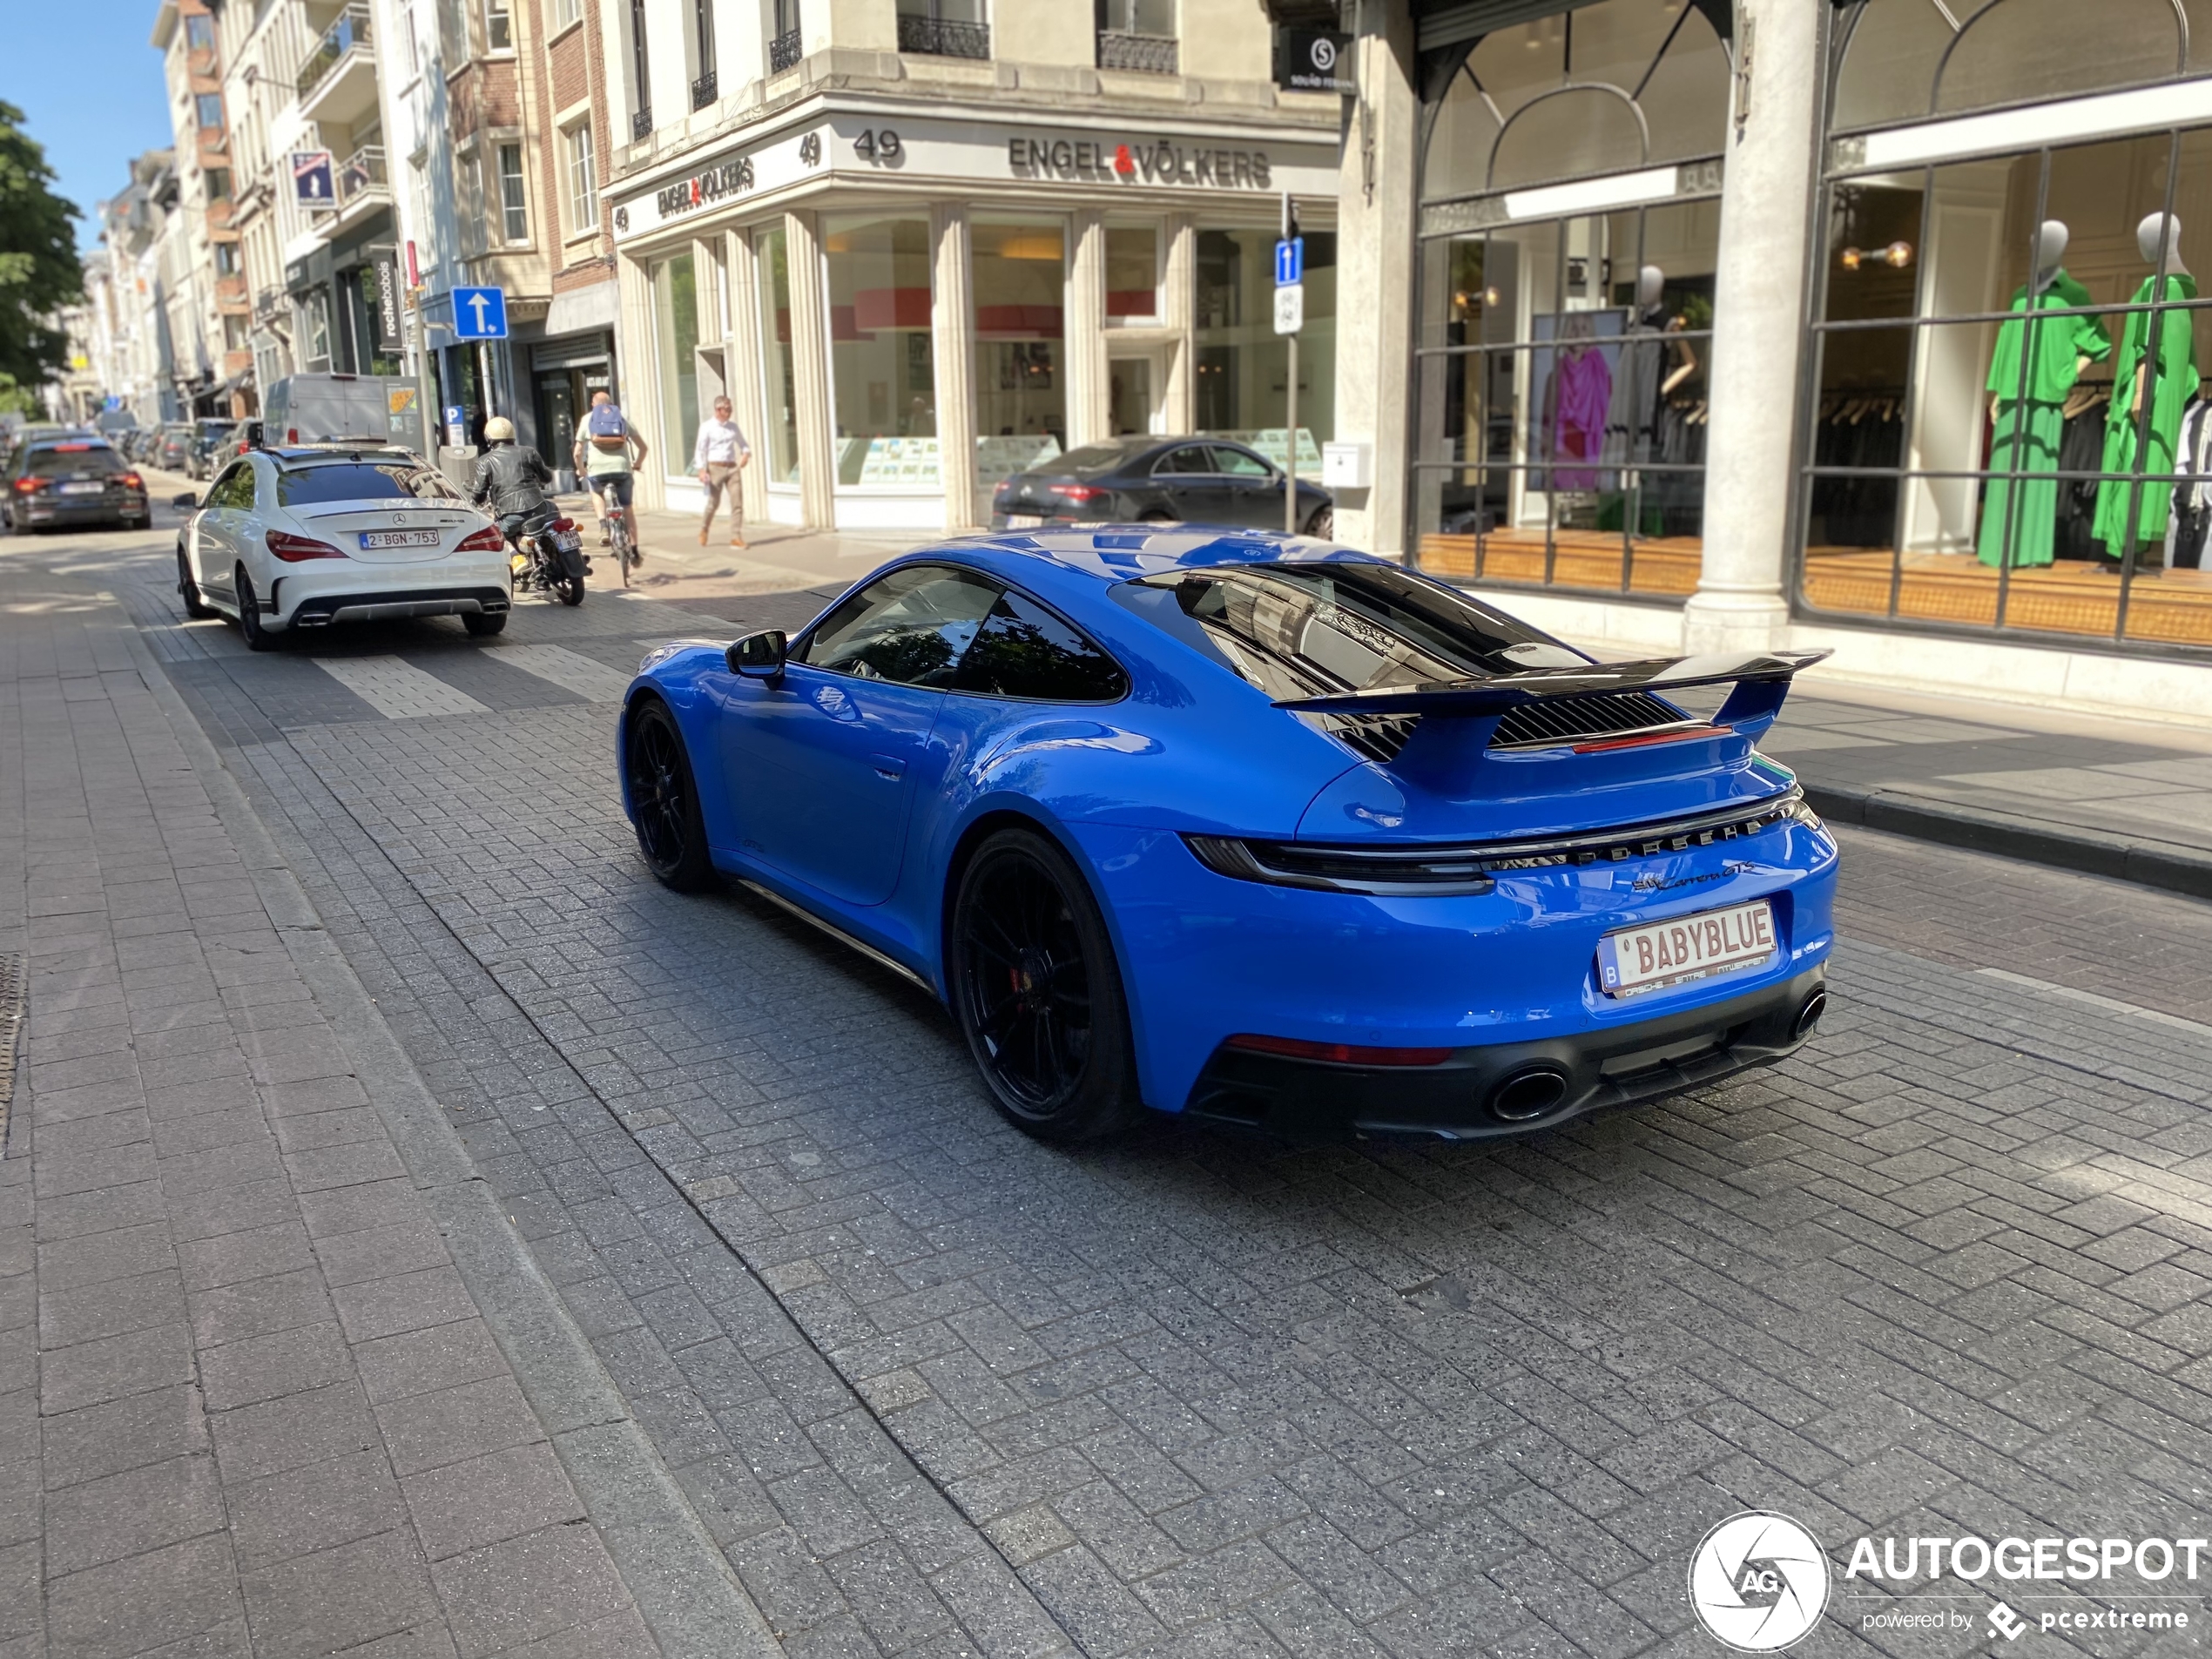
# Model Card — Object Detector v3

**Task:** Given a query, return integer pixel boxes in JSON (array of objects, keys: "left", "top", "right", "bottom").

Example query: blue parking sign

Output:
[{"left": 452, "top": 286, "right": 509, "bottom": 340}]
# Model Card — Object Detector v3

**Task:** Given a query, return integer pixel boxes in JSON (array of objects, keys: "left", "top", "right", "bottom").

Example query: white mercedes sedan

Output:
[{"left": 175, "top": 446, "right": 514, "bottom": 649}]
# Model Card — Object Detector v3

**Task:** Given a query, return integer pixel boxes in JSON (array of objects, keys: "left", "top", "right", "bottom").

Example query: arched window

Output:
[
  {"left": 1420, "top": 0, "right": 1729, "bottom": 205},
  {"left": 1831, "top": 0, "right": 2195, "bottom": 135}
]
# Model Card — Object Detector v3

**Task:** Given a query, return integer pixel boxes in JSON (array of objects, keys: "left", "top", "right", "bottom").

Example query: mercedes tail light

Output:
[
  {"left": 265, "top": 529, "right": 345, "bottom": 562},
  {"left": 1049, "top": 483, "right": 1108, "bottom": 505},
  {"left": 455, "top": 525, "right": 508, "bottom": 553}
]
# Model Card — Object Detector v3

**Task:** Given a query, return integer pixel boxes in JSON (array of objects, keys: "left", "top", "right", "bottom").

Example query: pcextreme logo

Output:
[{"left": 1689, "top": 1513, "right": 1831, "bottom": 1652}]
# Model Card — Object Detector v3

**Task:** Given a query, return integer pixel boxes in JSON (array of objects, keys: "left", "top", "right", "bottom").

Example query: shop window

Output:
[
  {"left": 1831, "top": 0, "right": 2197, "bottom": 136},
  {"left": 653, "top": 252, "right": 700, "bottom": 478},
  {"left": 1422, "top": 0, "right": 1727, "bottom": 204},
  {"left": 1801, "top": 128, "right": 2212, "bottom": 651},
  {"left": 1193, "top": 228, "right": 1332, "bottom": 474},
  {"left": 756, "top": 226, "right": 800, "bottom": 486},
  {"left": 1412, "top": 199, "right": 1718, "bottom": 598},
  {"left": 974, "top": 218, "right": 1066, "bottom": 496},
  {"left": 1105, "top": 225, "right": 1158, "bottom": 320},
  {"left": 822, "top": 215, "right": 935, "bottom": 490}
]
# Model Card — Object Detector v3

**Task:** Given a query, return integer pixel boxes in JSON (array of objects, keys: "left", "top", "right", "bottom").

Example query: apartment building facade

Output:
[
  {"left": 598, "top": 0, "right": 1344, "bottom": 530},
  {"left": 152, "top": 0, "right": 257, "bottom": 414}
]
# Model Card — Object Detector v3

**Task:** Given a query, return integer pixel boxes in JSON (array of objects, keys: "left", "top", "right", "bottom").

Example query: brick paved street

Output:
[{"left": 7, "top": 514, "right": 2212, "bottom": 1657}]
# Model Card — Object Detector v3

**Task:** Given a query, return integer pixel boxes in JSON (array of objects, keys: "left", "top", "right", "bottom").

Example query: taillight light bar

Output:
[{"left": 265, "top": 529, "right": 345, "bottom": 561}]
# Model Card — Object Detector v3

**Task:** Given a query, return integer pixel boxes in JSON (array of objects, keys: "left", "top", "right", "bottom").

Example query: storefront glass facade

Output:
[
  {"left": 1409, "top": 0, "right": 1730, "bottom": 600},
  {"left": 1194, "top": 228, "right": 1334, "bottom": 471},
  {"left": 653, "top": 252, "right": 700, "bottom": 483},
  {"left": 824, "top": 214, "right": 938, "bottom": 489},
  {"left": 756, "top": 225, "right": 800, "bottom": 487},
  {"left": 974, "top": 218, "right": 1067, "bottom": 482},
  {"left": 1799, "top": 0, "right": 2212, "bottom": 652}
]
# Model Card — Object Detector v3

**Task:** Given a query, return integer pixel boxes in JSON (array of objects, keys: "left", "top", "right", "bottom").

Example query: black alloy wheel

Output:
[
  {"left": 625, "top": 699, "right": 713, "bottom": 890},
  {"left": 178, "top": 548, "right": 215, "bottom": 618},
  {"left": 1304, "top": 505, "right": 1333, "bottom": 539},
  {"left": 951, "top": 827, "right": 1139, "bottom": 1143},
  {"left": 234, "top": 567, "right": 277, "bottom": 651}
]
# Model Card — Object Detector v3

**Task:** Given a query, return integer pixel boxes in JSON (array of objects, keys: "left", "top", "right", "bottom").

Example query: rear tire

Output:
[
  {"left": 624, "top": 698, "right": 714, "bottom": 891},
  {"left": 950, "top": 827, "right": 1140, "bottom": 1143},
  {"left": 463, "top": 611, "right": 507, "bottom": 637},
  {"left": 235, "top": 567, "right": 277, "bottom": 651},
  {"left": 1303, "top": 505, "right": 1333, "bottom": 539},
  {"left": 178, "top": 549, "right": 215, "bottom": 618},
  {"left": 558, "top": 575, "right": 585, "bottom": 606}
]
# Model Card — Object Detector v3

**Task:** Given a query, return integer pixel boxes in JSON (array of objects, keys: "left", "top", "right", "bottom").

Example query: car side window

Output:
[
  {"left": 799, "top": 564, "right": 1003, "bottom": 688},
  {"left": 1152, "top": 445, "right": 1214, "bottom": 477},
  {"left": 953, "top": 589, "right": 1129, "bottom": 703},
  {"left": 1209, "top": 446, "right": 1272, "bottom": 478},
  {"left": 206, "top": 466, "right": 244, "bottom": 509}
]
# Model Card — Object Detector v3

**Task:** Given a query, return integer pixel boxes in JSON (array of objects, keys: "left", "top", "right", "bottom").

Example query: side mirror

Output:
[
  {"left": 727, "top": 629, "right": 787, "bottom": 679},
  {"left": 171, "top": 492, "right": 199, "bottom": 510}
]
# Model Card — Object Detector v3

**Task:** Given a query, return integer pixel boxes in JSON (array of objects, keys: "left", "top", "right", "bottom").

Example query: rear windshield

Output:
[
  {"left": 276, "top": 461, "right": 462, "bottom": 506},
  {"left": 1110, "top": 563, "right": 1584, "bottom": 701},
  {"left": 1047, "top": 441, "right": 1148, "bottom": 477},
  {"left": 27, "top": 446, "right": 123, "bottom": 477}
]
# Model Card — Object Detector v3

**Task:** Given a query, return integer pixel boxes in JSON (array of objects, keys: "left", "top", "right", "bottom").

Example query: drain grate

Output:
[{"left": 0, "top": 954, "right": 22, "bottom": 1151}]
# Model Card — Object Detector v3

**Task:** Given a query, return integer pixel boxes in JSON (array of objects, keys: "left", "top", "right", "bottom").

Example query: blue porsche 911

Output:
[{"left": 619, "top": 530, "right": 1837, "bottom": 1143}]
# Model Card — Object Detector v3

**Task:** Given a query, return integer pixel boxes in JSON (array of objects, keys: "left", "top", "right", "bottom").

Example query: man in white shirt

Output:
[{"left": 692, "top": 396, "right": 751, "bottom": 548}]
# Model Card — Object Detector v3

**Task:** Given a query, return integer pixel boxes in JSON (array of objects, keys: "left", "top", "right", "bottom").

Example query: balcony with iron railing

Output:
[
  {"left": 336, "top": 144, "right": 387, "bottom": 208},
  {"left": 296, "top": 3, "right": 375, "bottom": 113},
  {"left": 897, "top": 14, "right": 988, "bottom": 58},
  {"left": 769, "top": 28, "right": 803, "bottom": 72},
  {"left": 1097, "top": 29, "right": 1176, "bottom": 72},
  {"left": 691, "top": 69, "right": 717, "bottom": 109}
]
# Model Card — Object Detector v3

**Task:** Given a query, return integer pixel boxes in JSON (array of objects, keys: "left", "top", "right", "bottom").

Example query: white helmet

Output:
[{"left": 483, "top": 415, "right": 516, "bottom": 442}]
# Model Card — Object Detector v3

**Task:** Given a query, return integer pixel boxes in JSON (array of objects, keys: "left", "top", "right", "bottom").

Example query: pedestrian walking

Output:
[{"left": 694, "top": 396, "right": 751, "bottom": 548}]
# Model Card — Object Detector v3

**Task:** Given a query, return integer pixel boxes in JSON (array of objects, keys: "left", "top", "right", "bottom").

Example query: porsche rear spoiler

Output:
[{"left": 1274, "top": 649, "right": 1831, "bottom": 787}]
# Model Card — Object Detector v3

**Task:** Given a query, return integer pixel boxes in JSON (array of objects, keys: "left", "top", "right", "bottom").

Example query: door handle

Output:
[{"left": 870, "top": 753, "right": 906, "bottom": 780}]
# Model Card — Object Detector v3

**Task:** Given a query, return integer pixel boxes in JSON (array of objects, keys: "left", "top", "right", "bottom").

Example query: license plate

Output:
[
  {"left": 1005, "top": 513, "right": 1044, "bottom": 529},
  {"left": 358, "top": 529, "right": 440, "bottom": 550},
  {"left": 58, "top": 482, "right": 104, "bottom": 495},
  {"left": 1597, "top": 900, "right": 1776, "bottom": 997}
]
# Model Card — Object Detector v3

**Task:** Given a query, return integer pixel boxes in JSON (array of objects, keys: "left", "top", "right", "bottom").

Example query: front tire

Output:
[
  {"left": 624, "top": 698, "right": 713, "bottom": 891},
  {"left": 950, "top": 828, "right": 1139, "bottom": 1143},
  {"left": 178, "top": 549, "right": 215, "bottom": 618},
  {"left": 235, "top": 566, "right": 277, "bottom": 651}
]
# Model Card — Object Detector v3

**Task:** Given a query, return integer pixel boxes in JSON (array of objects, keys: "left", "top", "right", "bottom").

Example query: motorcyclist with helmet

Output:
[{"left": 470, "top": 415, "right": 587, "bottom": 601}]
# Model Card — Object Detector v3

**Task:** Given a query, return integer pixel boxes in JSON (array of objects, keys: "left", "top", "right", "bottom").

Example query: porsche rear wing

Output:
[{"left": 1273, "top": 649, "right": 1831, "bottom": 789}]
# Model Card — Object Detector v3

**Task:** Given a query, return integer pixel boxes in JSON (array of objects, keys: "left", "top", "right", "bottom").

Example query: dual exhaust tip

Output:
[{"left": 1482, "top": 987, "right": 1828, "bottom": 1125}]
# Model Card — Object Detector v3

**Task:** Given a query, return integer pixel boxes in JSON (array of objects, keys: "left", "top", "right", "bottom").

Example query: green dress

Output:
[
  {"left": 2094, "top": 272, "right": 2201, "bottom": 557},
  {"left": 1977, "top": 273, "right": 2109, "bottom": 569}
]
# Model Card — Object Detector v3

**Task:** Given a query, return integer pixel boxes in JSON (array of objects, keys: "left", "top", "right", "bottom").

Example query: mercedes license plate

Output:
[
  {"left": 358, "top": 528, "right": 440, "bottom": 550},
  {"left": 1005, "top": 513, "right": 1045, "bottom": 529},
  {"left": 1597, "top": 900, "right": 1775, "bottom": 997}
]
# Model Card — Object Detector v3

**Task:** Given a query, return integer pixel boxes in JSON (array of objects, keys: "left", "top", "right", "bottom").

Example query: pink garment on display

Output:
[{"left": 1550, "top": 346, "right": 1613, "bottom": 491}]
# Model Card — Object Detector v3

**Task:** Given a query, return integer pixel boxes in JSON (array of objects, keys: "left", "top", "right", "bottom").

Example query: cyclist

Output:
[{"left": 572, "top": 390, "right": 647, "bottom": 563}]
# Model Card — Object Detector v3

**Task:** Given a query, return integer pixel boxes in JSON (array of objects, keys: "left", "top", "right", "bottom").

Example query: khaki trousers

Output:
[{"left": 700, "top": 462, "right": 743, "bottom": 533}]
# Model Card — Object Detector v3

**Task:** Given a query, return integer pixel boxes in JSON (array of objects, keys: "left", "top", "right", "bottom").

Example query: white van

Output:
[{"left": 261, "top": 374, "right": 421, "bottom": 449}]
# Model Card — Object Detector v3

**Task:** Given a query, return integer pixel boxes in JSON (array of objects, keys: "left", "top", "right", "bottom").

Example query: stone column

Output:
[
  {"left": 1684, "top": 0, "right": 1826, "bottom": 651},
  {"left": 614, "top": 251, "right": 665, "bottom": 510},
  {"left": 1332, "top": 3, "right": 1419, "bottom": 557},
  {"left": 784, "top": 208, "right": 835, "bottom": 529},
  {"left": 1066, "top": 211, "right": 1109, "bottom": 448},
  {"left": 725, "top": 226, "right": 772, "bottom": 524},
  {"left": 933, "top": 203, "right": 980, "bottom": 531},
  {"left": 1162, "top": 215, "right": 1196, "bottom": 433}
]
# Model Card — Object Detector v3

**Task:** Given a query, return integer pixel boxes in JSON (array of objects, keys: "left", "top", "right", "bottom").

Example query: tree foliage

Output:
[{"left": 0, "top": 101, "right": 84, "bottom": 390}]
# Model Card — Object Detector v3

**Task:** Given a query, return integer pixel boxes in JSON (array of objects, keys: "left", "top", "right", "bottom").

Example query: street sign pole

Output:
[{"left": 1282, "top": 193, "right": 1298, "bottom": 535}]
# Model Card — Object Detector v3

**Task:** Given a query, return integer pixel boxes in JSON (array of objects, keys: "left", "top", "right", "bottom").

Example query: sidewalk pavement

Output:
[{"left": 0, "top": 556, "right": 779, "bottom": 1656}]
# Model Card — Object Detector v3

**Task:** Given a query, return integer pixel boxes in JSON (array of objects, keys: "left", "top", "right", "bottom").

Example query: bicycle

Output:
[{"left": 609, "top": 504, "right": 638, "bottom": 587}]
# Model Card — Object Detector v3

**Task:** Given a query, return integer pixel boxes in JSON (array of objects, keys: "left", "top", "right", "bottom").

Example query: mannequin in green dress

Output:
[
  {"left": 2094, "top": 212, "right": 2200, "bottom": 566},
  {"left": 1979, "top": 220, "right": 2111, "bottom": 570}
]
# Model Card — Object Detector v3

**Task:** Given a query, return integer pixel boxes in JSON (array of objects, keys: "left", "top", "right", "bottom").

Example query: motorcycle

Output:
[{"left": 502, "top": 501, "right": 588, "bottom": 607}]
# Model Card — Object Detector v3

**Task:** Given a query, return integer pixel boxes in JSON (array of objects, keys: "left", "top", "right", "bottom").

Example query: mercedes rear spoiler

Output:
[{"left": 1274, "top": 649, "right": 1831, "bottom": 789}]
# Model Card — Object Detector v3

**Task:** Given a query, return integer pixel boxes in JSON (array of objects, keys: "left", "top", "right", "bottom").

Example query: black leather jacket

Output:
[{"left": 468, "top": 443, "right": 554, "bottom": 519}]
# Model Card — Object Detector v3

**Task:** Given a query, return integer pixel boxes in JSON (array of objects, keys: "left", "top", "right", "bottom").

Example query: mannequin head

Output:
[
  {"left": 2138, "top": 212, "right": 2189, "bottom": 276},
  {"left": 2033, "top": 219, "right": 2069, "bottom": 289},
  {"left": 1636, "top": 264, "right": 1665, "bottom": 308}
]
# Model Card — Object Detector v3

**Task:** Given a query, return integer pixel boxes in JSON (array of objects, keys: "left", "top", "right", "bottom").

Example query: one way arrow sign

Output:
[{"left": 451, "top": 286, "right": 509, "bottom": 340}]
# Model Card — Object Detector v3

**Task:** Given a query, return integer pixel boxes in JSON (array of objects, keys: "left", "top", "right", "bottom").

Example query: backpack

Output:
[{"left": 583, "top": 403, "right": 630, "bottom": 453}]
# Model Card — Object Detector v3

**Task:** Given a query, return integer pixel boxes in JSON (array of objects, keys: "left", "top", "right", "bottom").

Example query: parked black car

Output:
[
  {"left": 3, "top": 437, "right": 150, "bottom": 533},
  {"left": 153, "top": 424, "right": 197, "bottom": 472},
  {"left": 990, "top": 435, "right": 1333, "bottom": 537}
]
